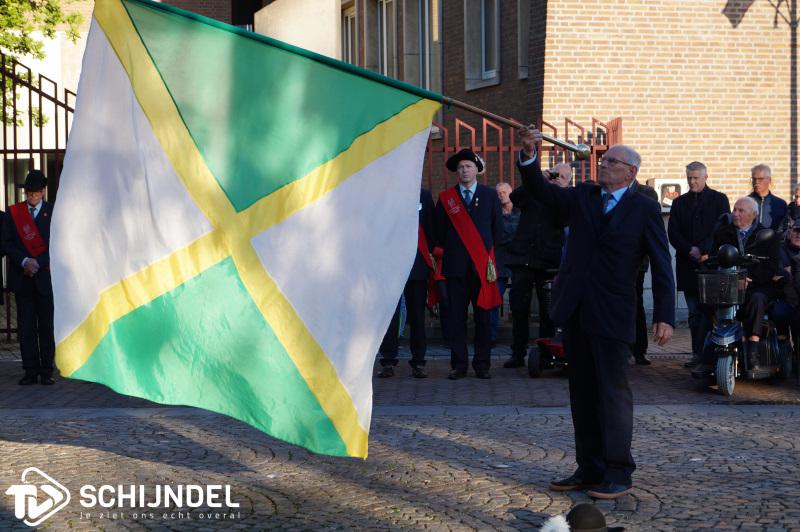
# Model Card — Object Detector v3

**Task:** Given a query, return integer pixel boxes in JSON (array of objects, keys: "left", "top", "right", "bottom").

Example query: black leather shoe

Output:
[
  {"left": 411, "top": 367, "right": 427, "bottom": 379},
  {"left": 18, "top": 375, "right": 37, "bottom": 385},
  {"left": 634, "top": 355, "right": 651, "bottom": 365},
  {"left": 549, "top": 473, "right": 602, "bottom": 492},
  {"left": 503, "top": 357, "right": 525, "bottom": 368},
  {"left": 40, "top": 377, "right": 55, "bottom": 385},
  {"left": 447, "top": 370, "right": 467, "bottom": 380},
  {"left": 587, "top": 482, "right": 633, "bottom": 499},
  {"left": 683, "top": 355, "right": 701, "bottom": 368},
  {"left": 475, "top": 370, "right": 491, "bottom": 379},
  {"left": 691, "top": 362, "right": 713, "bottom": 378},
  {"left": 377, "top": 366, "right": 394, "bottom": 378},
  {"left": 746, "top": 341, "right": 761, "bottom": 370}
]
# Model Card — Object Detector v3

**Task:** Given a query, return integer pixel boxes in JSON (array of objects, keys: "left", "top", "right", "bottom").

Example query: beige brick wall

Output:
[{"left": 542, "top": 0, "right": 794, "bottom": 202}]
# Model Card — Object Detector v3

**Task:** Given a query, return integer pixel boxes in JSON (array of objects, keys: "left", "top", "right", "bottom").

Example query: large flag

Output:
[{"left": 52, "top": 0, "right": 440, "bottom": 458}]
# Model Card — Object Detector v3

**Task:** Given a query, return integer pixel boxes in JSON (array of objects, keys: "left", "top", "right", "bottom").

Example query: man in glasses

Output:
[
  {"left": 749, "top": 164, "right": 786, "bottom": 233},
  {"left": 668, "top": 162, "right": 730, "bottom": 369},
  {"left": 517, "top": 128, "right": 675, "bottom": 500}
]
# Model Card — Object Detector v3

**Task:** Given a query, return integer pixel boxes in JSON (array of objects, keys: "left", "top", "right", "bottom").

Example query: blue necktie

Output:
[
  {"left": 29, "top": 206, "right": 35, "bottom": 218},
  {"left": 601, "top": 192, "right": 613, "bottom": 214},
  {"left": 463, "top": 189, "right": 472, "bottom": 204}
]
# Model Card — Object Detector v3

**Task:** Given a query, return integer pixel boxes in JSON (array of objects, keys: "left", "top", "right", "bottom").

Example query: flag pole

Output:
[{"left": 442, "top": 96, "right": 591, "bottom": 160}]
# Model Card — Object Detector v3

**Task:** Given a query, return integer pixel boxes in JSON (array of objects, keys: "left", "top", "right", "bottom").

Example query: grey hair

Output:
[
  {"left": 613, "top": 144, "right": 641, "bottom": 168},
  {"left": 495, "top": 181, "right": 512, "bottom": 191},
  {"left": 685, "top": 161, "right": 708, "bottom": 174},
  {"left": 751, "top": 163, "right": 772, "bottom": 177},
  {"left": 737, "top": 196, "right": 759, "bottom": 214}
]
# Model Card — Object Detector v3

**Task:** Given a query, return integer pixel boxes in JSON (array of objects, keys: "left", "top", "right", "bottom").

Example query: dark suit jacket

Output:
[
  {"left": 711, "top": 220, "right": 780, "bottom": 292},
  {"left": 409, "top": 189, "right": 436, "bottom": 281},
  {"left": 668, "top": 186, "right": 730, "bottom": 293},
  {"left": 631, "top": 180, "right": 659, "bottom": 272},
  {"left": 435, "top": 183, "right": 502, "bottom": 279},
  {"left": 2, "top": 201, "right": 53, "bottom": 295},
  {"left": 506, "top": 186, "right": 564, "bottom": 270},
  {"left": 518, "top": 157, "right": 675, "bottom": 343}
]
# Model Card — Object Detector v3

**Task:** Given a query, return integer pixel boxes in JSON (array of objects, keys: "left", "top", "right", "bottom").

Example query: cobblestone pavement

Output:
[{"left": 2, "top": 328, "right": 800, "bottom": 531}]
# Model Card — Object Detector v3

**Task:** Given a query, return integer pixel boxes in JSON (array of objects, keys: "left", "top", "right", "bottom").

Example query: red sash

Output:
[
  {"left": 439, "top": 188, "right": 502, "bottom": 310},
  {"left": 417, "top": 224, "right": 440, "bottom": 306},
  {"left": 10, "top": 202, "right": 47, "bottom": 258}
]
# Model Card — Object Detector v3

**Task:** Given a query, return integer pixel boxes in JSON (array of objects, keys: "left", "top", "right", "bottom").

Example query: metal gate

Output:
[{"left": 1, "top": 52, "right": 75, "bottom": 339}]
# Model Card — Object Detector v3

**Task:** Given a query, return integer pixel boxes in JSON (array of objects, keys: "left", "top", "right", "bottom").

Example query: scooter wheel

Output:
[{"left": 716, "top": 355, "right": 736, "bottom": 397}]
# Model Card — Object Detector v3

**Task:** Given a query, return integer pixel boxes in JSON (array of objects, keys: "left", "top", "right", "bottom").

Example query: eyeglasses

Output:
[{"left": 600, "top": 156, "right": 635, "bottom": 168}]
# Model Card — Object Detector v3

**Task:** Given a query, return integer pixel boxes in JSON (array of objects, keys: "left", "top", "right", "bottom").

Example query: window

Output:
[
  {"left": 403, "top": 0, "right": 442, "bottom": 93},
  {"left": 464, "top": 0, "right": 500, "bottom": 90},
  {"left": 341, "top": 4, "right": 357, "bottom": 64},
  {"left": 365, "top": 0, "right": 396, "bottom": 76},
  {"left": 517, "top": 0, "right": 530, "bottom": 79}
]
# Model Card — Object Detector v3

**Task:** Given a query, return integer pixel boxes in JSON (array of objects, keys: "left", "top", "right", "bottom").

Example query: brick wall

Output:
[
  {"left": 61, "top": 1, "right": 233, "bottom": 28},
  {"left": 540, "top": 0, "right": 795, "bottom": 202}
]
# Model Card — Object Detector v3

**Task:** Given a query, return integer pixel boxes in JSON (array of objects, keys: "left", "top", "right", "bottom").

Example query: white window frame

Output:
[
  {"left": 480, "top": 0, "right": 498, "bottom": 80},
  {"left": 341, "top": 5, "right": 357, "bottom": 65}
]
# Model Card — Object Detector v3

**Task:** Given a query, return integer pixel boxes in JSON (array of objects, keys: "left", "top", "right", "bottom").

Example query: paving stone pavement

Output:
[{"left": 1, "top": 328, "right": 800, "bottom": 531}]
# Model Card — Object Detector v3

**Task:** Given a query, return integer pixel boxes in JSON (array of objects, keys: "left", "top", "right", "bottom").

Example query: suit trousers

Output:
[
  {"left": 16, "top": 289, "right": 55, "bottom": 379},
  {"left": 509, "top": 267, "right": 555, "bottom": 359},
  {"left": 741, "top": 289, "right": 769, "bottom": 338},
  {"left": 378, "top": 280, "right": 428, "bottom": 367},
  {"left": 563, "top": 313, "right": 636, "bottom": 485},
  {"left": 447, "top": 271, "right": 491, "bottom": 373}
]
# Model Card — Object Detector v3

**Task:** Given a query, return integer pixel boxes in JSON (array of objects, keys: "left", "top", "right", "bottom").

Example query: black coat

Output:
[
  {"left": 408, "top": 189, "right": 436, "bottom": 281},
  {"left": 631, "top": 181, "right": 659, "bottom": 271},
  {"left": 2, "top": 201, "right": 53, "bottom": 295},
  {"left": 435, "top": 183, "right": 502, "bottom": 279},
  {"left": 711, "top": 220, "right": 780, "bottom": 293},
  {"left": 518, "top": 158, "right": 675, "bottom": 343},
  {"left": 506, "top": 186, "right": 564, "bottom": 270},
  {"left": 667, "top": 186, "right": 731, "bottom": 293}
]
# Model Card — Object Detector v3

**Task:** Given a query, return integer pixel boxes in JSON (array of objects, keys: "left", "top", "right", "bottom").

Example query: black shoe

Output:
[
  {"left": 634, "top": 355, "right": 651, "bottom": 366},
  {"left": 684, "top": 355, "right": 701, "bottom": 368},
  {"left": 549, "top": 473, "right": 602, "bottom": 492},
  {"left": 447, "top": 370, "right": 467, "bottom": 380},
  {"left": 691, "top": 362, "right": 713, "bottom": 378},
  {"left": 411, "top": 367, "right": 427, "bottom": 379},
  {"left": 475, "top": 370, "right": 491, "bottom": 379},
  {"left": 587, "top": 482, "right": 633, "bottom": 499},
  {"left": 40, "top": 377, "right": 55, "bottom": 385},
  {"left": 377, "top": 366, "right": 394, "bottom": 378},
  {"left": 18, "top": 375, "right": 37, "bottom": 385},
  {"left": 503, "top": 357, "right": 525, "bottom": 368}
]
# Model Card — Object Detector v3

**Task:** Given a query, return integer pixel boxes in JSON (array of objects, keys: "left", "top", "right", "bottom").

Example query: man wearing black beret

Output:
[
  {"left": 435, "top": 149, "right": 503, "bottom": 379},
  {"left": 3, "top": 170, "right": 56, "bottom": 385}
]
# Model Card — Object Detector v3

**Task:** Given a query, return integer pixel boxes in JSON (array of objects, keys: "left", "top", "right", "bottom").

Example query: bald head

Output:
[{"left": 732, "top": 196, "right": 759, "bottom": 229}]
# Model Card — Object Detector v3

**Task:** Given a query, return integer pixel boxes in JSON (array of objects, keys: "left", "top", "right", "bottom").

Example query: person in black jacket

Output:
[
  {"left": 667, "top": 161, "right": 730, "bottom": 367},
  {"left": 377, "top": 188, "right": 436, "bottom": 379},
  {"left": 503, "top": 163, "right": 569, "bottom": 368},
  {"left": 3, "top": 170, "right": 55, "bottom": 385},
  {"left": 703, "top": 197, "right": 780, "bottom": 372},
  {"left": 518, "top": 128, "right": 675, "bottom": 499}
]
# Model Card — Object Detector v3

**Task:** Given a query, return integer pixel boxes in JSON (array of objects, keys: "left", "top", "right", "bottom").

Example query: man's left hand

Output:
[{"left": 652, "top": 322, "right": 673, "bottom": 346}]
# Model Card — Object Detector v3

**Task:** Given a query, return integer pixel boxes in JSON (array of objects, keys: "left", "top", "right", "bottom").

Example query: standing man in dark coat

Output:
[
  {"left": 377, "top": 188, "right": 436, "bottom": 379},
  {"left": 518, "top": 128, "right": 675, "bottom": 499},
  {"left": 503, "top": 163, "right": 568, "bottom": 368},
  {"left": 3, "top": 170, "right": 56, "bottom": 385},
  {"left": 435, "top": 149, "right": 503, "bottom": 379},
  {"left": 749, "top": 163, "right": 786, "bottom": 233},
  {"left": 668, "top": 161, "right": 730, "bottom": 368},
  {"left": 630, "top": 179, "right": 659, "bottom": 365}
]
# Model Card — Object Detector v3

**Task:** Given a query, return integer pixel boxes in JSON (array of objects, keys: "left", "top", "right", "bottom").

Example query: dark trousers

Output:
[
  {"left": 447, "top": 271, "right": 491, "bottom": 373},
  {"left": 741, "top": 289, "right": 769, "bottom": 338},
  {"left": 634, "top": 270, "right": 648, "bottom": 358},
  {"left": 509, "top": 267, "right": 554, "bottom": 359},
  {"left": 379, "top": 280, "right": 427, "bottom": 368},
  {"left": 563, "top": 314, "right": 635, "bottom": 485},
  {"left": 16, "top": 289, "right": 55, "bottom": 379},
  {"left": 684, "top": 291, "right": 710, "bottom": 358},
  {"left": 436, "top": 280, "right": 451, "bottom": 342}
]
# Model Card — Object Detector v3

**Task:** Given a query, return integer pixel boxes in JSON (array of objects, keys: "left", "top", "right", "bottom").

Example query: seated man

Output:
[{"left": 705, "top": 197, "right": 780, "bottom": 371}]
